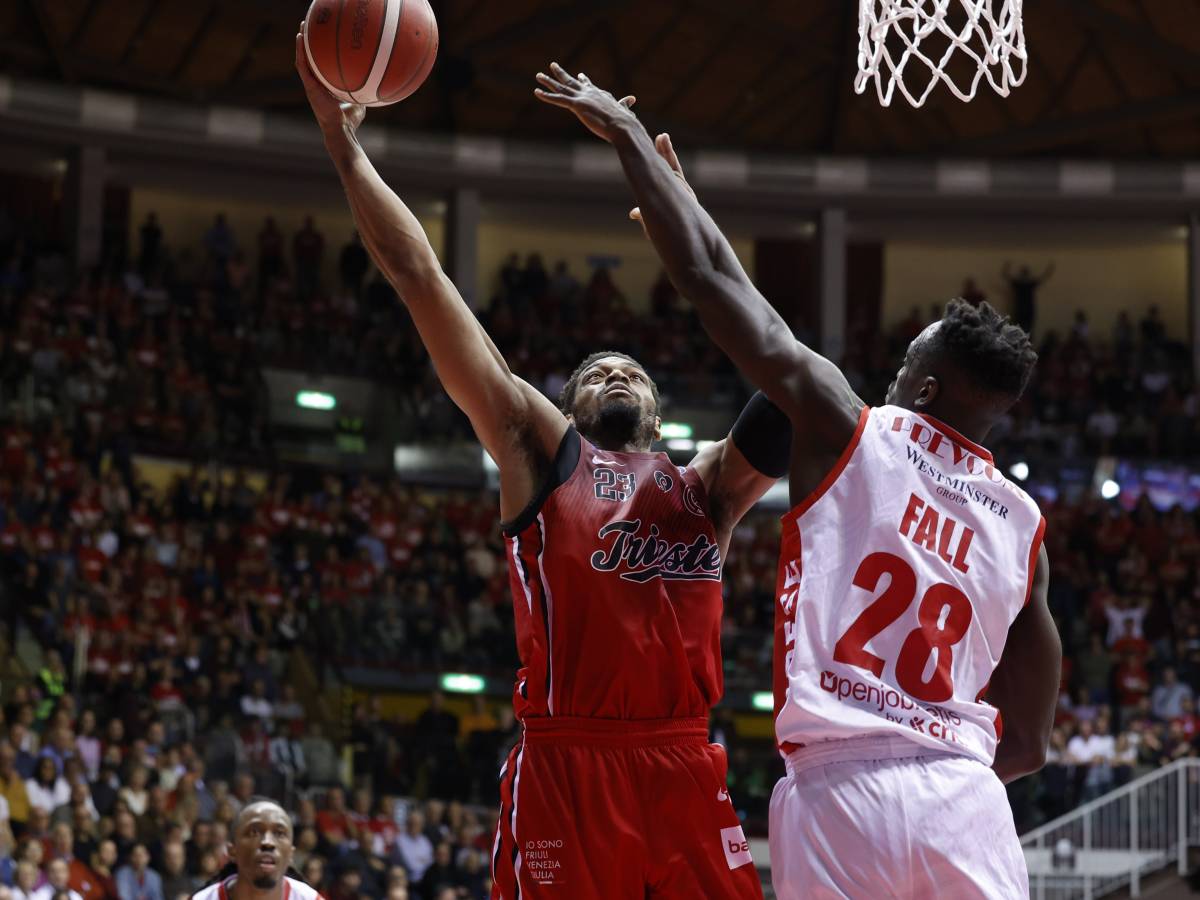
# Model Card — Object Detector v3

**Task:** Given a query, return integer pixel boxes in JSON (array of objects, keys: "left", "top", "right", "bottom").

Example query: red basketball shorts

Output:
[{"left": 490, "top": 716, "right": 763, "bottom": 900}]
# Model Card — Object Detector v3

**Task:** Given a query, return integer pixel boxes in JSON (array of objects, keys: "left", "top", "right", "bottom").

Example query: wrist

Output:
[
  {"left": 323, "top": 123, "right": 361, "bottom": 165},
  {"left": 609, "top": 116, "right": 648, "bottom": 149}
]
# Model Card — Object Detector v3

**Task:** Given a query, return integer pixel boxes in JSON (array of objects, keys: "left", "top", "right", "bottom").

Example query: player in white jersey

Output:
[
  {"left": 534, "top": 69, "right": 1062, "bottom": 900},
  {"left": 191, "top": 799, "right": 324, "bottom": 900}
]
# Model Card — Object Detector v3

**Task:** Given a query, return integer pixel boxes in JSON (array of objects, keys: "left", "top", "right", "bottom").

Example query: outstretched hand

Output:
[
  {"left": 295, "top": 26, "right": 366, "bottom": 137},
  {"left": 534, "top": 63, "right": 638, "bottom": 143}
]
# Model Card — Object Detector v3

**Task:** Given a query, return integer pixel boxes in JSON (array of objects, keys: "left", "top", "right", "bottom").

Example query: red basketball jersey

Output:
[{"left": 503, "top": 428, "right": 725, "bottom": 720}]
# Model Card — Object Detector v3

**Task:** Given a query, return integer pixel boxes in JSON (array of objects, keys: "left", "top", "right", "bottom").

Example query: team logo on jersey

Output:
[
  {"left": 683, "top": 484, "right": 705, "bottom": 517},
  {"left": 720, "top": 825, "right": 753, "bottom": 870},
  {"left": 590, "top": 519, "right": 721, "bottom": 582},
  {"left": 654, "top": 470, "right": 673, "bottom": 493}
]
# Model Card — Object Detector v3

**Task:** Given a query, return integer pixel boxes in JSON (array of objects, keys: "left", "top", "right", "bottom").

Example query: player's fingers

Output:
[
  {"left": 533, "top": 88, "right": 573, "bottom": 108},
  {"left": 535, "top": 71, "right": 560, "bottom": 89},
  {"left": 658, "top": 133, "right": 685, "bottom": 178},
  {"left": 549, "top": 62, "right": 578, "bottom": 87}
]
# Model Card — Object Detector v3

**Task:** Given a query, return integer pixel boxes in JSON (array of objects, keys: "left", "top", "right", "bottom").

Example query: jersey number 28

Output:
[{"left": 833, "top": 552, "right": 972, "bottom": 703}]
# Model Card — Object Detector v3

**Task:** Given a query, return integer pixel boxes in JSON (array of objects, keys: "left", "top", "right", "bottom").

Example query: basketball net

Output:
[{"left": 855, "top": 0, "right": 1027, "bottom": 108}]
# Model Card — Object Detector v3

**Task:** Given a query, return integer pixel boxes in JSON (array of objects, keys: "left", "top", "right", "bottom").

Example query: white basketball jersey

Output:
[
  {"left": 192, "top": 876, "right": 324, "bottom": 900},
  {"left": 772, "top": 405, "right": 1045, "bottom": 767}
]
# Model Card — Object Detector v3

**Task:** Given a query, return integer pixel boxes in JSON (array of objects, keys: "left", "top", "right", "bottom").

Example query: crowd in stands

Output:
[
  {"left": 0, "top": 199, "right": 1199, "bottom": 900},
  {"left": 872, "top": 288, "right": 1196, "bottom": 465}
]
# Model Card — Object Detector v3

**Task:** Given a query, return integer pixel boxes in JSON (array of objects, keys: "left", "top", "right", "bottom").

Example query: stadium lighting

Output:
[
  {"left": 751, "top": 692, "right": 773, "bottom": 711},
  {"left": 659, "top": 422, "right": 694, "bottom": 439},
  {"left": 1100, "top": 479, "right": 1121, "bottom": 500},
  {"left": 1009, "top": 461, "right": 1029, "bottom": 481},
  {"left": 666, "top": 438, "right": 696, "bottom": 452},
  {"left": 296, "top": 391, "right": 336, "bottom": 411},
  {"left": 440, "top": 673, "right": 486, "bottom": 694}
]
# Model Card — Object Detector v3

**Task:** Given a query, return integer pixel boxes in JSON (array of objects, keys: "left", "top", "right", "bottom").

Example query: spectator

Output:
[
  {"left": 339, "top": 234, "right": 369, "bottom": 300},
  {"left": 1173, "top": 696, "right": 1200, "bottom": 741},
  {"left": 0, "top": 746, "right": 30, "bottom": 831},
  {"left": 315, "top": 788, "right": 351, "bottom": 846},
  {"left": 257, "top": 218, "right": 285, "bottom": 294},
  {"left": 1002, "top": 261, "right": 1054, "bottom": 334},
  {"left": 156, "top": 843, "right": 196, "bottom": 900},
  {"left": 116, "top": 769, "right": 149, "bottom": 819},
  {"left": 34, "top": 859, "right": 83, "bottom": 900},
  {"left": 239, "top": 681, "right": 273, "bottom": 726},
  {"left": 13, "top": 861, "right": 43, "bottom": 900},
  {"left": 393, "top": 813, "right": 432, "bottom": 883},
  {"left": 1067, "top": 717, "right": 1115, "bottom": 801},
  {"left": 204, "top": 216, "right": 235, "bottom": 267},
  {"left": 87, "top": 842, "right": 118, "bottom": 900},
  {"left": 292, "top": 217, "right": 324, "bottom": 301},
  {"left": 1150, "top": 667, "right": 1193, "bottom": 721},
  {"left": 416, "top": 843, "right": 457, "bottom": 900},
  {"left": 114, "top": 844, "right": 162, "bottom": 900},
  {"left": 26, "top": 758, "right": 69, "bottom": 815},
  {"left": 137, "top": 215, "right": 163, "bottom": 278}
]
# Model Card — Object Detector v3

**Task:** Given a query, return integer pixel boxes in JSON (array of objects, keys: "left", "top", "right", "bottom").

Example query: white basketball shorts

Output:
[{"left": 768, "top": 736, "right": 1028, "bottom": 900}]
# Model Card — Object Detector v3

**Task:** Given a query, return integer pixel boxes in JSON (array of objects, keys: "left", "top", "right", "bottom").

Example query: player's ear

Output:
[
  {"left": 915, "top": 376, "right": 939, "bottom": 409},
  {"left": 652, "top": 416, "right": 662, "bottom": 442}
]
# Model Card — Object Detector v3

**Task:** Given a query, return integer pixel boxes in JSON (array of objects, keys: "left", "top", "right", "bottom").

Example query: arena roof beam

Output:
[
  {"left": 687, "top": 0, "right": 840, "bottom": 66},
  {"left": 1044, "top": 0, "right": 1200, "bottom": 76},
  {"left": 170, "top": 2, "right": 219, "bottom": 80},
  {"left": 1036, "top": 36, "right": 1095, "bottom": 122},
  {"left": 463, "top": 0, "right": 639, "bottom": 62},
  {"left": 823, "top": 1, "right": 859, "bottom": 152},
  {"left": 116, "top": 2, "right": 162, "bottom": 68},
  {"left": 27, "top": 0, "right": 73, "bottom": 82},
  {"left": 950, "top": 94, "right": 1200, "bottom": 156}
]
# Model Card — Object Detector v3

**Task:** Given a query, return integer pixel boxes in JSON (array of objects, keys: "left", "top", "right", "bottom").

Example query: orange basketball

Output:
[{"left": 303, "top": 0, "right": 438, "bottom": 107}]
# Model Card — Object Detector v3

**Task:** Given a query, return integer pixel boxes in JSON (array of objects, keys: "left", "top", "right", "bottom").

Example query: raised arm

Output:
[
  {"left": 987, "top": 546, "right": 1061, "bottom": 784},
  {"left": 534, "top": 65, "right": 860, "bottom": 453},
  {"left": 298, "top": 34, "right": 566, "bottom": 520}
]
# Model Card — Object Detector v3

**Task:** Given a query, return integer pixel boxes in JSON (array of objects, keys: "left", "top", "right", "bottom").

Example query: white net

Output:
[{"left": 855, "top": 0, "right": 1027, "bottom": 108}]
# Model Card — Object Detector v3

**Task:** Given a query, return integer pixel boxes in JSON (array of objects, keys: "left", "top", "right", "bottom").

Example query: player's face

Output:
[
  {"left": 570, "top": 357, "right": 661, "bottom": 447},
  {"left": 233, "top": 803, "right": 294, "bottom": 890}
]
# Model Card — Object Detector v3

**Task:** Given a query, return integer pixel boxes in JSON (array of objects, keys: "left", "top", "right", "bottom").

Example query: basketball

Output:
[{"left": 303, "top": 0, "right": 438, "bottom": 107}]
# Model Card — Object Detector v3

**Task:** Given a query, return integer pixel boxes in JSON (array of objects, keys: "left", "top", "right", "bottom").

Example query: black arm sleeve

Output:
[{"left": 731, "top": 391, "right": 792, "bottom": 478}]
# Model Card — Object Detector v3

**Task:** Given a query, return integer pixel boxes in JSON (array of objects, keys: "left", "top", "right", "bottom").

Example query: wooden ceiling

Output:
[{"left": 2, "top": 0, "right": 1199, "bottom": 159}]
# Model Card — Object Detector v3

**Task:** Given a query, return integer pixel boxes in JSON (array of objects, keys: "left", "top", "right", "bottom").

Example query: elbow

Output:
[
  {"left": 1018, "top": 743, "right": 1049, "bottom": 776},
  {"left": 1000, "top": 732, "right": 1050, "bottom": 781},
  {"left": 381, "top": 250, "right": 443, "bottom": 298}
]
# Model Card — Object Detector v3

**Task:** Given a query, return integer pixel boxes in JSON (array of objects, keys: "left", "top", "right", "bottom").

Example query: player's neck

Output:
[{"left": 230, "top": 876, "right": 285, "bottom": 900}]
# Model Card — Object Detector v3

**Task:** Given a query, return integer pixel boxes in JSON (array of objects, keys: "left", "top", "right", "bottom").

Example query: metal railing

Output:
[{"left": 1020, "top": 758, "right": 1200, "bottom": 899}]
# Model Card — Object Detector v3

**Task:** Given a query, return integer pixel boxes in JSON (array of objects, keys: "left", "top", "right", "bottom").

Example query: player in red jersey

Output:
[
  {"left": 298, "top": 41, "right": 784, "bottom": 900},
  {"left": 538, "top": 66, "right": 1062, "bottom": 898}
]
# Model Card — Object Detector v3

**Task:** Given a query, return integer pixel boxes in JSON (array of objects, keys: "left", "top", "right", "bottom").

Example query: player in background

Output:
[
  {"left": 297, "top": 34, "right": 787, "bottom": 900},
  {"left": 537, "top": 65, "right": 1060, "bottom": 899},
  {"left": 191, "top": 799, "right": 322, "bottom": 900}
]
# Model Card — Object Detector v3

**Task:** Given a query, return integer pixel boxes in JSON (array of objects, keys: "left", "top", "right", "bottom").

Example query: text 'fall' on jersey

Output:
[
  {"left": 773, "top": 405, "right": 1045, "bottom": 766},
  {"left": 502, "top": 427, "right": 725, "bottom": 720}
]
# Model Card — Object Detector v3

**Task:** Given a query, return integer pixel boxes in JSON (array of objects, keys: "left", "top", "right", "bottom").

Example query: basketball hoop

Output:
[{"left": 855, "top": 0, "right": 1027, "bottom": 108}]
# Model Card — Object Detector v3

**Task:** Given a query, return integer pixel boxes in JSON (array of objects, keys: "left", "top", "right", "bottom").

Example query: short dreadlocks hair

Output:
[
  {"left": 559, "top": 351, "right": 661, "bottom": 415},
  {"left": 924, "top": 298, "right": 1038, "bottom": 402}
]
